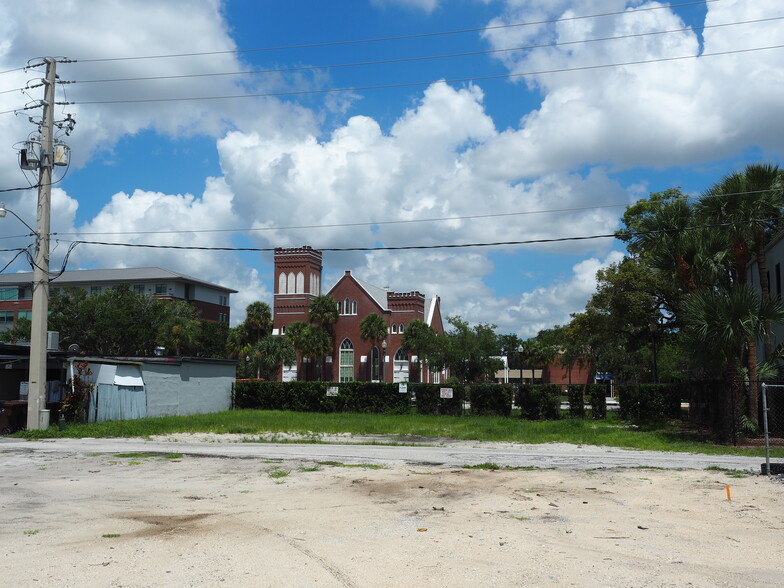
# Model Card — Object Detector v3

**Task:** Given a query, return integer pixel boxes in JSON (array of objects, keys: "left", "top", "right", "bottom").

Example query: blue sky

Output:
[{"left": 0, "top": 0, "right": 782, "bottom": 337}]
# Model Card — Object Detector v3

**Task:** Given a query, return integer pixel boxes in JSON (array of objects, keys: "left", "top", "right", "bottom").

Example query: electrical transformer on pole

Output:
[{"left": 25, "top": 57, "right": 56, "bottom": 431}]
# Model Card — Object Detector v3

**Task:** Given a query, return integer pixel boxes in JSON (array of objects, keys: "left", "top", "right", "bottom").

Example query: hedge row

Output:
[
  {"left": 617, "top": 383, "right": 682, "bottom": 424},
  {"left": 233, "top": 380, "right": 410, "bottom": 414},
  {"left": 235, "top": 380, "right": 691, "bottom": 423}
]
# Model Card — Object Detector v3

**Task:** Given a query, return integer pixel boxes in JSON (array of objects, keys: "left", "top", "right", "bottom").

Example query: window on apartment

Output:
[
  {"left": 339, "top": 338, "right": 354, "bottom": 382},
  {"left": 17, "top": 310, "right": 31, "bottom": 321},
  {"left": 154, "top": 283, "right": 167, "bottom": 295},
  {"left": 0, "top": 287, "right": 19, "bottom": 301},
  {"left": 90, "top": 286, "right": 102, "bottom": 296},
  {"left": 431, "top": 369, "right": 440, "bottom": 385},
  {"left": 133, "top": 284, "right": 145, "bottom": 295},
  {"left": 0, "top": 311, "right": 14, "bottom": 332}
]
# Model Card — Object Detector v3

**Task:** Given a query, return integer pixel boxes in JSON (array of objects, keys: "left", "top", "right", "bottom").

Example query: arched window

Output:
[
  {"left": 278, "top": 273, "right": 286, "bottom": 294},
  {"left": 391, "top": 324, "right": 398, "bottom": 334},
  {"left": 339, "top": 338, "right": 354, "bottom": 382},
  {"left": 280, "top": 325, "right": 286, "bottom": 335},
  {"left": 351, "top": 300, "right": 358, "bottom": 315},
  {"left": 370, "top": 346, "right": 380, "bottom": 381},
  {"left": 344, "top": 297, "right": 351, "bottom": 315},
  {"left": 393, "top": 348, "right": 409, "bottom": 383},
  {"left": 296, "top": 272, "right": 305, "bottom": 294},
  {"left": 399, "top": 323, "right": 405, "bottom": 333},
  {"left": 287, "top": 272, "right": 295, "bottom": 294}
]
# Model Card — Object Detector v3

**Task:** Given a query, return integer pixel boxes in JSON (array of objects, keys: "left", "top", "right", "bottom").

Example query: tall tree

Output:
[
  {"left": 286, "top": 321, "right": 332, "bottom": 381},
  {"left": 244, "top": 301, "right": 273, "bottom": 343},
  {"left": 696, "top": 163, "right": 784, "bottom": 422},
  {"left": 682, "top": 284, "right": 784, "bottom": 440},
  {"left": 359, "top": 313, "right": 388, "bottom": 381},
  {"left": 437, "top": 316, "right": 503, "bottom": 384},
  {"left": 401, "top": 318, "right": 438, "bottom": 383}
]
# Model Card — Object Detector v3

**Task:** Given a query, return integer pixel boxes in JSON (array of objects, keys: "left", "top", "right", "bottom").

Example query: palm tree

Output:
[
  {"left": 286, "top": 321, "right": 332, "bottom": 381},
  {"left": 245, "top": 301, "right": 273, "bottom": 343},
  {"left": 249, "top": 335, "right": 297, "bottom": 380},
  {"left": 307, "top": 295, "right": 339, "bottom": 379},
  {"left": 696, "top": 163, "right": 784, "bottom": 422},
  {"left": 158, "top": 300, "right": 201, "bottom": 356},
  {"left": 682, "top": 283, "right": 784, "bottom": 440},
  {"left": 359, "top": 313, "right": 388, "bottom": 381}
]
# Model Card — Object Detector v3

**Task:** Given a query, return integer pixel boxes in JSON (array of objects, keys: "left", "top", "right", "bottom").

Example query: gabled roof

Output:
[
  {"left": 351, "top": 275, "right": 390, "bottom": 311},
  {"left": 0, "top": 267, "right": 237, "bottom": 293}
]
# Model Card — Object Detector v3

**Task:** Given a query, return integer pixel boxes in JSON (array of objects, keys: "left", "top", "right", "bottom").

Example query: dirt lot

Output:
[{"left": 1, "top": 445, "right": 783, "bottom": 587}]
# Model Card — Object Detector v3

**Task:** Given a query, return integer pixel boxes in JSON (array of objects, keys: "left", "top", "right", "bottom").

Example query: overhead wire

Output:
[
  {"left": 62, "top": 16, "right": 782, "bottom": 87},
  {"left": 67, "top": 0, "right": 721, "bottom": 64},
  {"left": 38, "top": 187, "right": 778, "bottom": 239},
  {"left": 44, "top": 44, "right": 784, "bottom": 109},
  {"left": 48, "top": 218, "right": 778, "bottom": 254}
]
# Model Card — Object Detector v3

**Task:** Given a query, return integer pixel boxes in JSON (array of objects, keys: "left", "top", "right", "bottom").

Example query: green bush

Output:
[
  {"left": 618, "top": 383, "right": 681, "bottom": 424},
  {"left": 518, "top": 384, "right": 561, "bottom": 420},
  {"left": 233, "top": 380, "right": 410, "bottom": 414},
  {"left": 468, "top": 384, "right": 513, "bottom": 417},
  {"left": 413, "top": 383, "right": 464, "bottom": 416},
  {"left": 587, "top": 384, "right": 607, "bottom": 419},
  {"left": 567, "top": 385, "right": 586, "bottom": 418}
]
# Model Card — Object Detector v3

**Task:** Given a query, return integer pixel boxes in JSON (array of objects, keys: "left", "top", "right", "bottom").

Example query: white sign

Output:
[
  {"left": 440, "top": 387, "right": 453, "bottom": 399},
  {"left": 399, "top": 383, "right": 408, "bottom": 395},
  {"left": 326, "top": 386, "right": 339, "bottom": 397}
]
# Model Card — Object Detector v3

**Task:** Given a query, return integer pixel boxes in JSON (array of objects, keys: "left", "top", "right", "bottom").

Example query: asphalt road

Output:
[{"left": 0, "top": 436, "right": 769, "bottom": 472}]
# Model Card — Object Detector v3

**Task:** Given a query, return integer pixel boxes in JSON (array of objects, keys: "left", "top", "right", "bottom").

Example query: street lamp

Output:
[
  {"left": 381, "top": 339, "right": 387, "bottom": 383},
  {"left": 517, "top": 345, "right": 524, "bottom": 388}
]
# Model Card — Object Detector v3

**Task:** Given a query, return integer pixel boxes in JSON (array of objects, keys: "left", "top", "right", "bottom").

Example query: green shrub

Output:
[
  {"left": 587, "top": 384, "right": 607, "bottom": 420},
  {"left": 518, "top": 384, "right": 561, "bottom": 420},
  {"left": 233, "top": 380, "right": 409, "bottom": 414},
  {"left": 468, "top": 384, "right": 513, "bottom": 417},
  {"left": 567, "top": 385, "right": 586, "bottom": 418},
  {"left": 618, "top": 383, "right": 681, "bottom": 424},
  {"left": 413, "top": 384, "right": 464, "bottom": 416}
]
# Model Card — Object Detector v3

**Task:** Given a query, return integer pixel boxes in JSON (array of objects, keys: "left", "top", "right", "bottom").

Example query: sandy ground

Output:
[{"left": 2, "top": 441, "right": 784, "bottom": 587}]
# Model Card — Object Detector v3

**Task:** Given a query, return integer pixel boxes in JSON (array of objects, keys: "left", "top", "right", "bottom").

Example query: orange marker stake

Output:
[{"left": 725, "top": 485, "right": 731, "bottom": 501}]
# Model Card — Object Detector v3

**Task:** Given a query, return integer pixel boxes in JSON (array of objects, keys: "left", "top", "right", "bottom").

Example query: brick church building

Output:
[{"left": 272, "top": 246, "right": 445, "bottom": 383}]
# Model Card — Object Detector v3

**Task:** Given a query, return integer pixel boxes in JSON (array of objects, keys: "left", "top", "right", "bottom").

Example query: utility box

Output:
[{"left": 47, "top": 331, "right": 59, "bottom": 351}]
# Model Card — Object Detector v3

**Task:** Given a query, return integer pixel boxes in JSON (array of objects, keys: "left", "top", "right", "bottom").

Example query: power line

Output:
[
  {"left": 54, "top": 218, "right": 775, "bottom": 254},
  {"left": 38, "top": 44, "right": 784, "bottom": 110},
  {"left": 63, "top": 0, "right": 720, "bottom": 65},
  {"left": 62, "top": 17, "right": 780, "bottom": 87},
  {"left": 38, "top": 188, "right": 779, "bottom": 239}
]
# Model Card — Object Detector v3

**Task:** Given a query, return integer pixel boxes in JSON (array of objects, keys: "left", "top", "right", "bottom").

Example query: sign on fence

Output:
[
  {"left": 326, "top": 386, "right": 339, "bottom": 397},
  {"left": 440, "top": 387, "right": 453, "bottom": 399},
  {"left": 399, "top": 383, "right": 408, "bottom": 395}
]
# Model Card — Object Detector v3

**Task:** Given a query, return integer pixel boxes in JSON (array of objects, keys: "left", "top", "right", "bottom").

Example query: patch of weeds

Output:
[
  {"left": 239, "top": 490, "right": 252, "bottom": 494},
  {"left": 38, "top": 466, "right": 47, "bottom": 470},
  {"left": 299, "top": 465, "right": 322, "bottom": 472},
  {"left": 114, "top": 453, "right": 157, "bottom": 459},
  {"left": 316, "top": 460, "right": 386, "bottom": 469},
  {"left": 268, "top": 468, "right": 291, "bottom": 479},
  {"left": 102, "top": 534, "right": 121, "bottom": 538},
  {"left": 127, "top": 461, "right": 142, "bottom": 466},
  {"left": 24, "top": 530, "right": 40, "bottom": 535},
  {"left": 162, "top": 453, "right": 182, "bottom": 460},
  {"left": 463, "top": 463, "right": 501, "bottom": 470},
  {"left": 705, "top": 466, "right": 751, "bottom": 478},
  {"left": 512, "top": 516, "right": 531, "bottom": 521}
]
